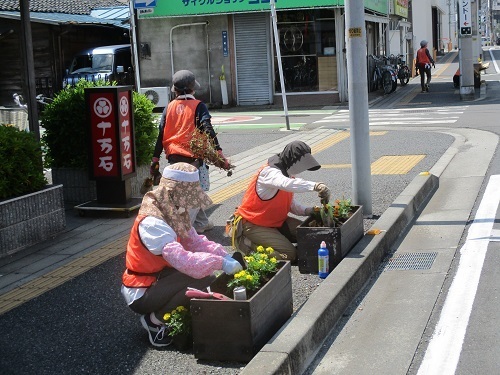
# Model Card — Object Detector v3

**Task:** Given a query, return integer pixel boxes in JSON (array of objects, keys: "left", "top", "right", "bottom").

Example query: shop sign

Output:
[
  {"left": 393, "top": 0, "right": 408, "bottom": 18},
  {"left": 87, "top": 87, "right": 136, "bottom": 180},
  {"left": 138, "top": 0, "right": 388, "bottom": 18}
]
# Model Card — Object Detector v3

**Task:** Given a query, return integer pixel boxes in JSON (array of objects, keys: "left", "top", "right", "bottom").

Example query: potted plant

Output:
[
  {"left": 190, "top": 246, "right": 292, "bottom": 362},
  {"left": 40, "top": 80, "right": 158, "bottom": 203},
  {"left": 0, "top": 124, "right": 65, "bottom": 258},
  {"left": 296, "top": 198, "right": 364, "bottom": 274}
]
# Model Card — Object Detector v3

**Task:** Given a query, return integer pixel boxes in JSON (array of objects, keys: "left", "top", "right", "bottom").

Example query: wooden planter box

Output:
[
  {"left": 191, "top": 261, "right": 293, "bottom": 362},
  {"left": 296, "top": 205, "right": 364, "bottom": 274},
  {"left": 0, "top": 185, "right": 66, "bottom": 258}
]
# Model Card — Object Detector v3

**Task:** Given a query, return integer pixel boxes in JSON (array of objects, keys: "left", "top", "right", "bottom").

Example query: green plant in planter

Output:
[
  {"left": 227, "top": 246, "right": 278, "bottom": 293},
  {"left": 40, "top": 80, "right": 157, "bottom": 170},
  {"left": 310, "top": 198, "right": 355, "bottom": 227},
  {"left": 0, "top": 125, "right": 47, "bottom": 199}
]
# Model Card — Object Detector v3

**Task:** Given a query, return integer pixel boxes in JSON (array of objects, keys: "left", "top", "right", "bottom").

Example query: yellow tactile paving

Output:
[
  {"left": 321, "top": 164, "right": 352, "bottom": 169},
  {"left": 371, "top": 155, "right": 425, "bottom": 175}
]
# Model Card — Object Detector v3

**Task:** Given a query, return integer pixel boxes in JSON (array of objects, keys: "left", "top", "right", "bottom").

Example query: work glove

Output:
[
  {"left": 217, "top": 150, "right": 230, "bottom": 170},
  {"left": 150, "top": 157, "right": 160, "bottom": 176},
  {"left": 314, "top": 182, "right": 331, "bottom": 204},
  {"left": 222, "top": 255, "right": 243, "bottom": 275}
]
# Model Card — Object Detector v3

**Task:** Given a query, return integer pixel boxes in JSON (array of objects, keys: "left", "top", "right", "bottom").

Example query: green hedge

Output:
[
  {"left": 0, "top": 125, "right": 47, "bottom": 199},
  {"left": 41, "top": 80, "right": 157, "bottom": 170}
]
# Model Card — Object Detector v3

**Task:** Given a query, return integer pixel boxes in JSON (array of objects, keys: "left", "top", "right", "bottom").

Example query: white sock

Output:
[{"left": 150, "top": 312, "right": 163, "bottom": 326}]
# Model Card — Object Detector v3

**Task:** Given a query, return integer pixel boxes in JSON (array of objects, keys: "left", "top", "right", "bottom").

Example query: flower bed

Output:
[{"left": 190, "top": 261, "right": 292, "bottom": 362}]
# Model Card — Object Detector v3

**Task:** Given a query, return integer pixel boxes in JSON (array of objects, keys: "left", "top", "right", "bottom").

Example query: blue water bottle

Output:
[{"left": 318, "top": 241, "right": 329, "bottom": 279}]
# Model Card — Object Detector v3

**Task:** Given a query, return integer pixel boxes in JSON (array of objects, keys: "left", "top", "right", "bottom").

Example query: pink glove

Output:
[{"left": 217, "top": 150, "right": 230, "bottom": 170}]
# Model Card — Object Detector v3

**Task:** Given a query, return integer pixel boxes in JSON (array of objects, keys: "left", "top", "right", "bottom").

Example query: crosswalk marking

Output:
[{"left": 314, "top": 106, "right": 467, "bottom": 126}]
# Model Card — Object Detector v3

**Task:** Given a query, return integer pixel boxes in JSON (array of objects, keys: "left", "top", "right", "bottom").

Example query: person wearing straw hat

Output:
[
  {"left": 230, "top": 141, "right": 330, "bottom": 262},
  {"left": 121, "top": 163, "right": 242, "bottom": 347}
]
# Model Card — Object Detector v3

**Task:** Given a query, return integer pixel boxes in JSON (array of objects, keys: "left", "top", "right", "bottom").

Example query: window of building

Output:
[{"left": 274, "top": 9, "right": 337, "bottom": 93}]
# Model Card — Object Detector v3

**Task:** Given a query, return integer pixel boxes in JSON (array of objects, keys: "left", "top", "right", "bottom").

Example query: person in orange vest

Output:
[
  {"left": 121, "top": 163, "right": 242, "bottom": 347},
  {"left": 231, "top": 141, "right": 330, "bottom": 262},
  {"left": 416, "top": 40, "right": 435, "bottom": 92},
  {"left": 150, "top": 70, "right": 230, "bottom": 234}
]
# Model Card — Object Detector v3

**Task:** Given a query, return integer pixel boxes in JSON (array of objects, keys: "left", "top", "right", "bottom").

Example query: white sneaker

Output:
[{"left": 195, "top": 221, "right": 214, "bottom": 234}]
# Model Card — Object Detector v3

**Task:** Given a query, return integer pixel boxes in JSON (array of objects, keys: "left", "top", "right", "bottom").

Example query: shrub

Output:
[
  {"left": 0, "top": 125, "right": 47, "bottom": 199},
  {"left": 41, "top": 80, "right": 157, "bottom": 170}
]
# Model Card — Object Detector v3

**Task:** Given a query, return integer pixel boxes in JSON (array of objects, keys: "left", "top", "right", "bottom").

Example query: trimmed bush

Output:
[
  {"left": 41, "top": 80, "right": 157, "bottom": 170},
  {"left": 0, "top": 125, "right": 47, "bottom": 199}
]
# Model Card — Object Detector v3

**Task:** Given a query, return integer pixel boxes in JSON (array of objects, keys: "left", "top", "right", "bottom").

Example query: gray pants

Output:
[
  {"left": 129, "top": 268, "right": 215, "bottom": 322},
  {"left": 236, "top": 216, "right": 301, "bottom": 262}
]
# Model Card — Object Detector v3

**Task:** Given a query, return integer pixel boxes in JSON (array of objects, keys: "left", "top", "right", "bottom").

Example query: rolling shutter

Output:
[{"left": 234, "top": 13, "right": 273, "bottom": 105}]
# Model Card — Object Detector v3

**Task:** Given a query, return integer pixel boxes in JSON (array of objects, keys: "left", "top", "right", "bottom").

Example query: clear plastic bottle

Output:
[{"left": 318, "top": 241, "right": 329, "bottom": 279}]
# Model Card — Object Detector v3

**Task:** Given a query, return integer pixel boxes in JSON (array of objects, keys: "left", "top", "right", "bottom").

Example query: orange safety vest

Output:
[
  {"left": 416, "top": 48, "right": 431, "bottom": 66},
  {"left": 122, "top": 215, "right": 172, "bottom": 288},
  {"left": 237, "top": 165, "right": 294, "bottom": 228},
  {"left": 162, "top": 99, "right": 201, "bottom": 158}
]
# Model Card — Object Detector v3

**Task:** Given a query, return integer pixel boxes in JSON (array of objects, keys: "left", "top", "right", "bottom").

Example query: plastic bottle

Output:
[{"left": 318, "top": 241, "right": 329, "bottom": 279}]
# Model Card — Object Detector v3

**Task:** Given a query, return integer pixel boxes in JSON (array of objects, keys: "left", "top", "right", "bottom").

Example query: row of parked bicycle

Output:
[{"left": 369, "top": 54, "right": 411, "bottom": 95}]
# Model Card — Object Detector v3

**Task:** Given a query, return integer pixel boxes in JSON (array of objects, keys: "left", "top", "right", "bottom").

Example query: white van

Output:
[{"left": 63, "top": 44, "right": 133, "bottom": 86}]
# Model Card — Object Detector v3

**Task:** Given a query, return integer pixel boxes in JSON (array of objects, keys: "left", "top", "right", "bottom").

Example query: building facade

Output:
[{"left": 135, "top": 0, "right": 393, "bottom": 107}]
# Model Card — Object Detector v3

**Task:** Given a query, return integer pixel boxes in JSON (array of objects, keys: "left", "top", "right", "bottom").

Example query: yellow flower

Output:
[
  {"left": 256, "top": 245, "right": 264, "bottom": 252},
  {"left": 245, "top": 256, "right": 254, "bottom": 262},
  {"left": 246, "top": 275, "right": 253, "bottom": 281},
  {"left": 270, "top": 257, "right": 277, "bottom": 263},
  {"left": 163, "top": 313, "right": 171, "bottom": 321},
  {"left": 176, "top": 306, "right": 186, "bottom": 312},
  {"left": 266, "top": 247, "right": 274, "bottom": 254},
  {"left": 261, "top": 254, "right": 268, "bottom": 259}
]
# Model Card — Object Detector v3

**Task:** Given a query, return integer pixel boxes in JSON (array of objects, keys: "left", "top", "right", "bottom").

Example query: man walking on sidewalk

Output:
[{"left": 416, "top": 40, "right": 435, "bottom": 93}]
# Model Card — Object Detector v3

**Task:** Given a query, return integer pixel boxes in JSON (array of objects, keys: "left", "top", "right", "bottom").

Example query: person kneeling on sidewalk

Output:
[
  {"left": 121, "top": 163, "right": 242, "bottom": 347},
  {"left": 231, "top": 141, "right": 330, "bottom": 263}
]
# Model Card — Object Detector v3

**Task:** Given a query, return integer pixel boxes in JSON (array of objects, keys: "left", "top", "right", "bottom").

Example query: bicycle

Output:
[
  {"left": 370, "top": 55, "right": 395, "bottom": 94},
  {"left": 389, "top": 54, "right": 411, "bottom": 86},
  {"left": 13, "top": 93, "right": 53, "bottom": 112}
]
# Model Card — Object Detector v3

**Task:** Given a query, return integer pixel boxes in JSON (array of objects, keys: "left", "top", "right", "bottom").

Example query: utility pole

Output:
[
  {"left": 20, "top": 0, "right": 40, "bottom": 142},
  {"left": 345, "top": 0, "right": 372, "bottom": 216},
  {"left": 459, "top": 0, "right": 475, "bottom": 100}
]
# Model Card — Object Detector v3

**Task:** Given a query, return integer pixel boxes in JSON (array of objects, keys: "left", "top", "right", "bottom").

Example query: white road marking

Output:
[
  {"left": 488, "top": 49, "right": 500, "bottom": 73},
  {"left": 417, "top": 174, "right": 500, "bottom": 375},
  {"left": 315, "top": 107, "right": 466, "bottom": 126}
]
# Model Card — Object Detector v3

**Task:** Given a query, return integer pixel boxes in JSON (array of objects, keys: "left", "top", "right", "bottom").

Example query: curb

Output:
[{"left": 241, "top": 173, "right": 440, "bottom": 375}]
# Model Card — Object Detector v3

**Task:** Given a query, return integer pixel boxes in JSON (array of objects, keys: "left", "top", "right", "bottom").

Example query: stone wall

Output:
[{"left": 0, "top": 185, "right": 66, "bottom": 258}]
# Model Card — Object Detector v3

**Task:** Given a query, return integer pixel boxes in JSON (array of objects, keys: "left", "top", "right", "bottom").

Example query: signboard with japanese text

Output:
[
  {"left": 393, "top": 0, "right": 408, "bottom": 18},
  {"left": 459, "top": 0, "right": 472, "bottom": 35},
  {"left": 138, "top": 0, "right": 388, "bottom": 18},
  {"left": 86, "top": 87, "right": 136, "bottom": 181}
]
